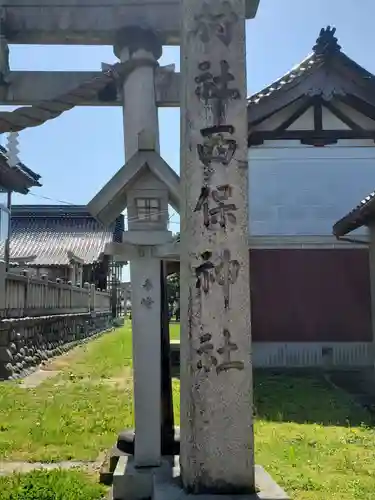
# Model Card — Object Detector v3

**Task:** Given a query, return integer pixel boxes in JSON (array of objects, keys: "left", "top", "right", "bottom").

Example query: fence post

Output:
[
  {"left": 76, "top": 282, "right": 81, "bottom": 311},
  {"left": 91, "top": 284, "right": 96, "bottom": 312},
  {"left": 0, "top": 260, "right": 6, "bottom": 315},
  {"left": 22, "top": 270, "right": 30, "bottom": 316},
  {"left": 41, "top": 274, "right": 48, "bottom": 312},
  {"left": 84, "top": 282, "right": 90, "bottom": 312},
  {"left": 67, "top": 281, "right": 72, "bottom": 311},
  {"left": 56, "top": 278, "right": 62, "bottom": 311}
]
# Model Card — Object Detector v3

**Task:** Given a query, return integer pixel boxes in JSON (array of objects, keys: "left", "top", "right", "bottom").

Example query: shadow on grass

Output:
[
  {"left": 254, "top": 370, "right": 373, "bottom": 427},
  {"left": 172, "top": 368, "right": 373, "bottom": 427}
]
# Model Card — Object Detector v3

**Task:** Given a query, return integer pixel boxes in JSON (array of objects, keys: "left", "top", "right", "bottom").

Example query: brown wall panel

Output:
[{"left": 249, "top": 249, "right": 372, "bottom": 342}]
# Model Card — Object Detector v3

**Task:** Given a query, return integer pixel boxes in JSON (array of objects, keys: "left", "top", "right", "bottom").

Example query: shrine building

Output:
[
  {"left": 246, "top": 26, "right": 375, "bottom": 367},
  {"left": 10, "top": 25, "right": 375, "bottom": 369},
  {"left": 4, "top": 205, "right": 125, "bottom": 292}
]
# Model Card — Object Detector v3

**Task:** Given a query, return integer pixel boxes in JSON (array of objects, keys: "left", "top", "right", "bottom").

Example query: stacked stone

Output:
[{"left": 0, "top": 312, "right": 113, "bottom": 380}]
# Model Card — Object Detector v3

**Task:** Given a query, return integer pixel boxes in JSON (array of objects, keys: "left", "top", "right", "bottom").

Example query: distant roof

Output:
[
  {"left": 5, "top": 205, "right": 124, "bottom": 266},
  {"left": 0, "top": 146, "right": 41, "bottom": 194},
  {"left": 333, "top": 191, "right": 375, "bottom": 237},
  {"left": 247, "top": 26, "right": 375, "bottom": 127}
]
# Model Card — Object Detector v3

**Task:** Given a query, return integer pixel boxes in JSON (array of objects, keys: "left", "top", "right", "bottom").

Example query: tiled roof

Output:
[
  {"left": 6, "top": 205, "right": 124, "bottom": 266},
  {"left": 333, "top": 191, "right": 375, "bottom": 237},
  {"left": 247, "top": 26, "right": 375, "bottom": 111},
  {"left": 0, "top": 146, "right": 41, "bottom": 194},
  {"left": 248, "top": 53, "right": 317, "bottom": 106},
  {"left": 15, "top": 162, "right": 42, "bottom": 186}
]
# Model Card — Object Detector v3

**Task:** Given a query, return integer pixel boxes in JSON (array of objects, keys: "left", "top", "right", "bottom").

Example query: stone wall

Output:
[{"left": 0, "top": 311, "right": 113, "bottom": 380}]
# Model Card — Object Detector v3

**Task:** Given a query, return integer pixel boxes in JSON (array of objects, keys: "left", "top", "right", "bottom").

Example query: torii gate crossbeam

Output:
[{"left": 1, "top": 0, "right": 259, "bottom": 45}]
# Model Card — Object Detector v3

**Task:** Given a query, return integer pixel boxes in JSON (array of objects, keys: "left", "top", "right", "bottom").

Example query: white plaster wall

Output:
[{"left": 248, "top": 139, "right": 375, "bottom": 236}]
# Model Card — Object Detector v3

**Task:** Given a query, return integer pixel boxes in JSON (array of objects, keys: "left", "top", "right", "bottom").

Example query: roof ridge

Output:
[
  {"left": 247, "top": 26, "right": 375, "bottom": 109},
  {"left": 248, "top": 53, "right": 317, "bottom": 104},
  {"left": 313, "top": 26, "right": 341, "bottom": 56}
]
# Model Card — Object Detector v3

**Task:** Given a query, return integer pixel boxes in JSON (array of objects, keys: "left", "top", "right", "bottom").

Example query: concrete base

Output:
[
  {"left": 99, "top": 444, "right": 129, "bottom": 486},
  {"left": 112, "top": 455, "right": 172, "bottom": 500},
  {"left": 112, "top": 456, "right": 289, "bottom": 500}
]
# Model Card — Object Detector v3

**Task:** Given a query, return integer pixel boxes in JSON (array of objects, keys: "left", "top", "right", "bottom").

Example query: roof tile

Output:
[
  {"left": 4, "top": 206, "right": 124, "bottom": 266},
  {"left": 247, "top": 26, "right": 375, "bottom": 112},
  {"left": 333, "top": 190, "right": 375, "bottom": 237}
]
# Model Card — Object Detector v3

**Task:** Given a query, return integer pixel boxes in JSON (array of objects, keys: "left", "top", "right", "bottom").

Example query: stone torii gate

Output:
[
  {"left": 0, "top": 1, "right": 289, "bottom": 499},
  {"left": 0, "top": 0, "right": 257, "bottom": 110}
]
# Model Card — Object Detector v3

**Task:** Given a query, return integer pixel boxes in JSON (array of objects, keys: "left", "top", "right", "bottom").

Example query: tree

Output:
[
  {"left": 167, "top": 232, "right": 180, "bottom": 319},
  {"left": 167, "top": 272, "right": 180, "bottom": 308}
]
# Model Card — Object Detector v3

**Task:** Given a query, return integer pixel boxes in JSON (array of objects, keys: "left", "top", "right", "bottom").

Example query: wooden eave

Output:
[
  {"left": 333, "top": 191, "right": 375, "bottom": 237},
  {"left": 67, "top": 251, "right": 85, "bottom": 266},
  {"left": 248, "top": 54, "right": 321, "bottom": 127},
  {"left": 9, "top": 255, "right": 37, "bottom": 264},
  {"left": 0, "top": 156, "right": 41, "bottom": 194},
  {"left": 247, "top": 29, "right": 375, "bottom": 145}
]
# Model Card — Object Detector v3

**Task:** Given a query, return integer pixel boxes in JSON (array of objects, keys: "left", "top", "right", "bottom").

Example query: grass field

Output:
[
  {"left": 169, "top": 322, "right": 181, "bottom": 340},
  {"left": 0, "top": 469, "right": 107, "bottom": 500},
  {"left": 0, "top": 324, "right": 374, "bottom": 499}
]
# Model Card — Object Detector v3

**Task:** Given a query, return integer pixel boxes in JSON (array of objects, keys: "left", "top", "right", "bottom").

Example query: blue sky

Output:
[{"left": 6, "top": 0, "right": 375, "bottom": 237}]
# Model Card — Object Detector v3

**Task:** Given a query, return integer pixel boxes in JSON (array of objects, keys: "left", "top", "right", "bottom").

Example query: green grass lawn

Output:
[
  {"left": 0, "top": 469, "right": 106, "bottom": 500},
  {"left": 169, "top": 322, "right": 180, "bottom": 340},
  {"left": 0, "top": 325, "right": 374, "bottom": 499},
  {"left": 0, "top": 325, "right": 135, "bottom": 462}
]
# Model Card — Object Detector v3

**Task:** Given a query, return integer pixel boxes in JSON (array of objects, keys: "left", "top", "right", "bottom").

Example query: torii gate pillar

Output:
[
  {"left": 114, "top": 27, "right": 162, "bottom": 160},
  {"left": 112, "top": 26, "right": 165, "bottom": 469}
]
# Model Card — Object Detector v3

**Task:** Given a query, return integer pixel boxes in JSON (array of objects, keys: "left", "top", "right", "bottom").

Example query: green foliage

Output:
[
  {"left": 0, "top": 469, "right": 106, "bottom": 500},
  {"left": 167, "top": 272, "right": 180, "bottom": 306},
  {"left": 168, "top": 232, "right": 181, "bottom": 307}
]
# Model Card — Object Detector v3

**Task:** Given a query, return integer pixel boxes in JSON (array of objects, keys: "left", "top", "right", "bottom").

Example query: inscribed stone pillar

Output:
[
  {"left": 129, "top": 247, "right": 161, "bottom": 466},
  {"left": 114, "top": 27, "right": 162, "bottom": 160},
  {"left": 180, "top": 0, "right": 255, "bottom": 494}
]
